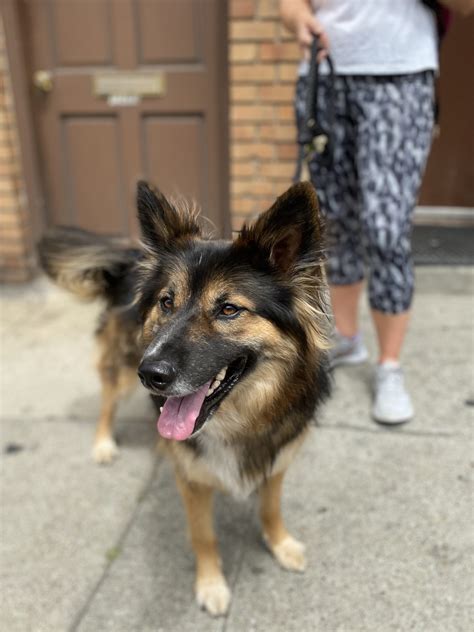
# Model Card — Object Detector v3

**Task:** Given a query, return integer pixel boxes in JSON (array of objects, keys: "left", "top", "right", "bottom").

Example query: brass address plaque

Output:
[{"left": 93, "top": 72, "right": 166, "bottom": 98}]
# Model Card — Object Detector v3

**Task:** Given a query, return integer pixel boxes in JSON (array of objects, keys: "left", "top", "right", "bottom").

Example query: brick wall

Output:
[
  {"left": 0, "top": 16, "right": 32, "bottom": 282},
  {"left": 228, "top": 0, "right": 300, "bottom": 230}
]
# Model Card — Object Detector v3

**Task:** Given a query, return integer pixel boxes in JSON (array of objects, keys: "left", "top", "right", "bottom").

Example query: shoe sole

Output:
[
  {"left": 372, "top": 413, "right": 413, "bottom": 425},
  {"left": 330, "top": 348, "right": 369, "bottom": 368}
]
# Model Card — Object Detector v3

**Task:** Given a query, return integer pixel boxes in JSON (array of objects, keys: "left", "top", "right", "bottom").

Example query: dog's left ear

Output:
[
  {"left": 136, "top": 181, "right": 200, "bottom": 249},
  {"left": 236, "top": 182, "right": 324, "bottom": 274}
]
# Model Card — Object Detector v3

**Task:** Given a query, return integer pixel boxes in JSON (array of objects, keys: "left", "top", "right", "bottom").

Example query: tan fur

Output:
[
  {"left": 174, "top": 472, "right": 230, "bottom": 615},
  {"left": 41, "top": 238, "right": 132, "bottom": 301},
  {"left": 93, "top": 312, "right": 141, "bottom": 464},
  {"left": 292, "top": 273, "right": 331, "bottom": 352},
  {"left": 260, "top": 472, "right": 295, "bottom": 548}
]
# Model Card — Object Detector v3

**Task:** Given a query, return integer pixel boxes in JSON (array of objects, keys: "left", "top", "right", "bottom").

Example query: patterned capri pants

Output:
[{"left": 295, "top": 71, "right": 435, "bottom": 314}]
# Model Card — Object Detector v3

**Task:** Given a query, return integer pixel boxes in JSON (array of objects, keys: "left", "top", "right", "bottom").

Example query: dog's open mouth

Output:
[{"left": 157, "top": 357, "right": 248, "bottom": 441}]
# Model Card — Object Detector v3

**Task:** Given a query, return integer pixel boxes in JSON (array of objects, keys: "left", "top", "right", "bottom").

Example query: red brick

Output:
[
  {"left": 259, "top": 124, "right": 296, "bottom": 142},
  {"left": 0, "top": 212, "right": 21, "bottom": 228},
  {"left": 0, "top": 265, "right": 32, "bottom": 283},
  {"left": 230, "top": 20, "right": 277, "bottom": 41},
  {"left": 229, "top": 0, "right": 256, "bottom": 19},
  {"left": 232, "top": 142, "right": 274, "bottom": 160},
  {"left": 231, "top": 197, "right": 258, "bottom": 215},
  {"left": 231, "top": 179, "right": 275, "bottom": 196},
  {"left": 0, "top": 144, "right": 17, "bottom": 161},
  {"left": 278, "top": 63, "right": 299, "bottom": 82},
  {"left": 0, "top": 240, "right": 26, "bottom": 255},
  {"left": 231, "top": 215, "right": 243, "bottom": 232},
  {"left": 230, "top": 124, "right": 258, "bottom": 141},
  {"left": 0, "top": 225, "right": 25, "bottom": 241},
  {"left": 260, "top": 42, "right": 300, "bottom": 62},
  {"left": 260, "top": 162, "right": 295, "bottom": 179},
  {"left": 229, "top": 43, "right": 258, "bottom": 63},
  {"left": 230, "top": 84, "right": 258, "bottom": 103},
  {"left": 275, "top": 105, "right": 294, "bottom": 121},
  {"left": 276, "top": 143, "right": 298, "bottom": 160},
  {"left": 231, "top": 104, "right": 274, "bottom": 122},
  {"left": 259, "top": 84, "right": 293, "bottom": 104},
  {"left": 0, "top": 161, "right": 17, "bottom": 177},
  {"left": 231, "top": 162, "right": 256, "bottom": 177},
  {"left": 278, "top": 23, "right": 297, "bottom": 41},
  {"left": 258, "top": 0, "right": 279, "bottom": 19},
  {"left": 231, "top": 64, "right": 276, "bottom": 83}
]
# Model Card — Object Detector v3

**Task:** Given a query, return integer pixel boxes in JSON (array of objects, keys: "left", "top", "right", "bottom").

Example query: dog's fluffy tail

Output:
[{"left": 38, "top": 226, "right": 139, "bottom": 301}]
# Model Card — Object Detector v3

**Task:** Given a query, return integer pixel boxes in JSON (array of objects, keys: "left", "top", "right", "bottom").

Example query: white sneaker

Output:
[
  {"left": 372, "top": 363, "right": 414, "bottom": 425},
  {"left": 328, "top": 331, "right": 369, "bottom": 368}
]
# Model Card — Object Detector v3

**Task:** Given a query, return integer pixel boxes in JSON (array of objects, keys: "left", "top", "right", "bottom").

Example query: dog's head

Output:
[{"left": 136, "top": 181, "right": 329, "bottom": 441}]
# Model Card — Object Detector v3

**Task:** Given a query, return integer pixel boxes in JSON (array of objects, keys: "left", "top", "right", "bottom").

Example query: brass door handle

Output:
[{"left": 33, "top": 70, "right": 53, "bottom": 93}]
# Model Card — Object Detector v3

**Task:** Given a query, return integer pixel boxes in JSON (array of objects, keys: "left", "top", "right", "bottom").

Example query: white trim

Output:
[{"left": 414, "top": 206, "right": 474, "bottom": 226}]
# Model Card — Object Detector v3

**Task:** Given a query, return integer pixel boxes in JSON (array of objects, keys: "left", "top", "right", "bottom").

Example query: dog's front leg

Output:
[
  {"left": 175, "top": 472, "right": 231, "bottom": 617},
  {"left": 259, "top": 470, "right": 307, "bottom": 572},
  {"left": 93, "top": 375, "right": 120, "bottom": 464}
]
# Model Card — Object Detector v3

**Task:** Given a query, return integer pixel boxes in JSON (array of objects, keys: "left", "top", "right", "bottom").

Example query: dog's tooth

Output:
[
  {"left": 206, "top": 378, "right": 222, "bottom": 397},
  {"left": 217, "top": 367, "right": 226, "bottom": 381},
  {"left": 159, "top": 406, "right": 163, "bottom": 413}
]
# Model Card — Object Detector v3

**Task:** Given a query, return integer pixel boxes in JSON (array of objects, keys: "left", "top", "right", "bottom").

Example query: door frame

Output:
[
  {"left": 2, "top": 0, "right": 231, "bottom": 251},
  {"left": 2, "top": 0, "right": 45, "bottom": 253}
]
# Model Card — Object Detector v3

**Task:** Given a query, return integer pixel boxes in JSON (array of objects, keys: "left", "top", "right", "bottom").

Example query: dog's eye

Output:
[
  {"left": 219, "top": 304, "right": 240, "bottom": 318},
  {"left": 160, "top": 296, "right": 173, "bottom": 312}
]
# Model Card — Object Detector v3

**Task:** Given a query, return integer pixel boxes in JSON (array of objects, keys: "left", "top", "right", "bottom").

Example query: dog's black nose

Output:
[{"left": 138, "top": 360, "right": 176, "bottom": 391}]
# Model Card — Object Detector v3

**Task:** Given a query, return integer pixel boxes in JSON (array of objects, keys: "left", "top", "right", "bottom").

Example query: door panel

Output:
[
  {"left": 52, "top": 1, "right": 113, "bottom": 66},
  {"left": 21, "top": 0, "right": 229, "bottom": 238},
  {"left": 61, "top": 116, "right": 126, "bottom": 233},
  {"left": 137, "top": 0, "right": 200, "bottom": 63},
  {"left": 143, "top": 115, "right": 206, "bottom": 204}
]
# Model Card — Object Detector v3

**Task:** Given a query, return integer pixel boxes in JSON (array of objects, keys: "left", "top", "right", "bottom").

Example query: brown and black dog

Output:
[{"left": 39, "top": 181, "right": 331, "bottom": 615}]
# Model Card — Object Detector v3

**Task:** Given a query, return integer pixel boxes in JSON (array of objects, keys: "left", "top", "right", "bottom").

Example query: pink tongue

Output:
[{"left": 157, "top": 380, "right": 212, "bottom": 441}]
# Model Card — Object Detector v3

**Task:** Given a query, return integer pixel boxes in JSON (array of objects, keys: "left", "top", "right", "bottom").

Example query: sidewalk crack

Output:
[
  {"left": 318, "top": 422, "right": 457, "bottom": 439},
  {"left": 69, "top": 456, "right": 163, "bottom": 632}
]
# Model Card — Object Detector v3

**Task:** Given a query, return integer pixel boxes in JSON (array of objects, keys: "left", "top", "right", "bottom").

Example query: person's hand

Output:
[
  {"left": 295, "top": 12, "right": 330, "bottom": 62},
  {"left": 280, "top": 0, "right": 330, "bottom": 61}
]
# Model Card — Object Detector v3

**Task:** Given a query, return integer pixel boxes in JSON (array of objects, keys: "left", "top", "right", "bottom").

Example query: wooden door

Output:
[
  {"left": 20, "top": 0, "right": 229, "bottom": 238},
  {"left": 419, "top": 14, "right": 474, "bottom": 207}
]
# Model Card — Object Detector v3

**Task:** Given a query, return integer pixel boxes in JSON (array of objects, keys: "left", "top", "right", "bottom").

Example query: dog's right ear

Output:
[
  {"left": 235, "top": 182, "right": 324, "bottom": 275},
  {"left": 136, "top": 181, "right": 200, "bottom": 249}
]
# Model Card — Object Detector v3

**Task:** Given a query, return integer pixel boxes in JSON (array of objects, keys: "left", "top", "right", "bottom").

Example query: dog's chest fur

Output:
[
  {"left": 199, "top": 435, "right": 256, "bottom": 499},
  {"left": 173, "top": 428, "right": 308, "bottom": 500}
]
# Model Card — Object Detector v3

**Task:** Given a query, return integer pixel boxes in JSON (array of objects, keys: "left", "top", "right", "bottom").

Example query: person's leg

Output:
[
  {"left": 355, "top": 72, "right": 435, "bottom": 422},
  {"left": 330, "top": 281, "right": 364, "bottom": 338},
  {"left": 372, "top": 309, "right": 410, "bottom": 363}
]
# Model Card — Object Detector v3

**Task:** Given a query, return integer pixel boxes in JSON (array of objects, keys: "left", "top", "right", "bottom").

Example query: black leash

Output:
[{"left": 294, "top": 36, "right": 336, "bottom": 182}]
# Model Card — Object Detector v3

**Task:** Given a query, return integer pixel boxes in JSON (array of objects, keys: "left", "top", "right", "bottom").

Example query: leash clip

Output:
[
  {"left": 313, "top": 134, "right": 329, "bottom": 154},
  {"left": 304, "top": 133, "right": 328, "bottom": 161}
]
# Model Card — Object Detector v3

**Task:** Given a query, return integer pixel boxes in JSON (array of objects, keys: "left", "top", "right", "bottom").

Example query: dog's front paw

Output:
[
  {"left": 272, "top": 535, "right": 307, "bottom": 572},
  {"left": 92, "top": 437, "right": 119, "bottom": 465},
  {"left": 195, "top": 576, "right": 231, "bottom": 617}
]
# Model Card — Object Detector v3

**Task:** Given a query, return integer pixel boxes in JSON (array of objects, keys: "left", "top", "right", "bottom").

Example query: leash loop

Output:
[{"left": 294, "top": 36, "right": 335, "bottom": 182}]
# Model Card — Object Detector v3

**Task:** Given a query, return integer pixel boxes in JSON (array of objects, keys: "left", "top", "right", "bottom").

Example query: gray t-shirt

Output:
[{"left": 299, "top": 0, "right": 438, "bottom": 75}]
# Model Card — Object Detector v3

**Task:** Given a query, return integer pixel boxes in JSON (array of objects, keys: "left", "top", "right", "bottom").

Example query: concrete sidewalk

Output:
[{"left": 1, "top": 268, "right": 473, "bottom": 632}]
